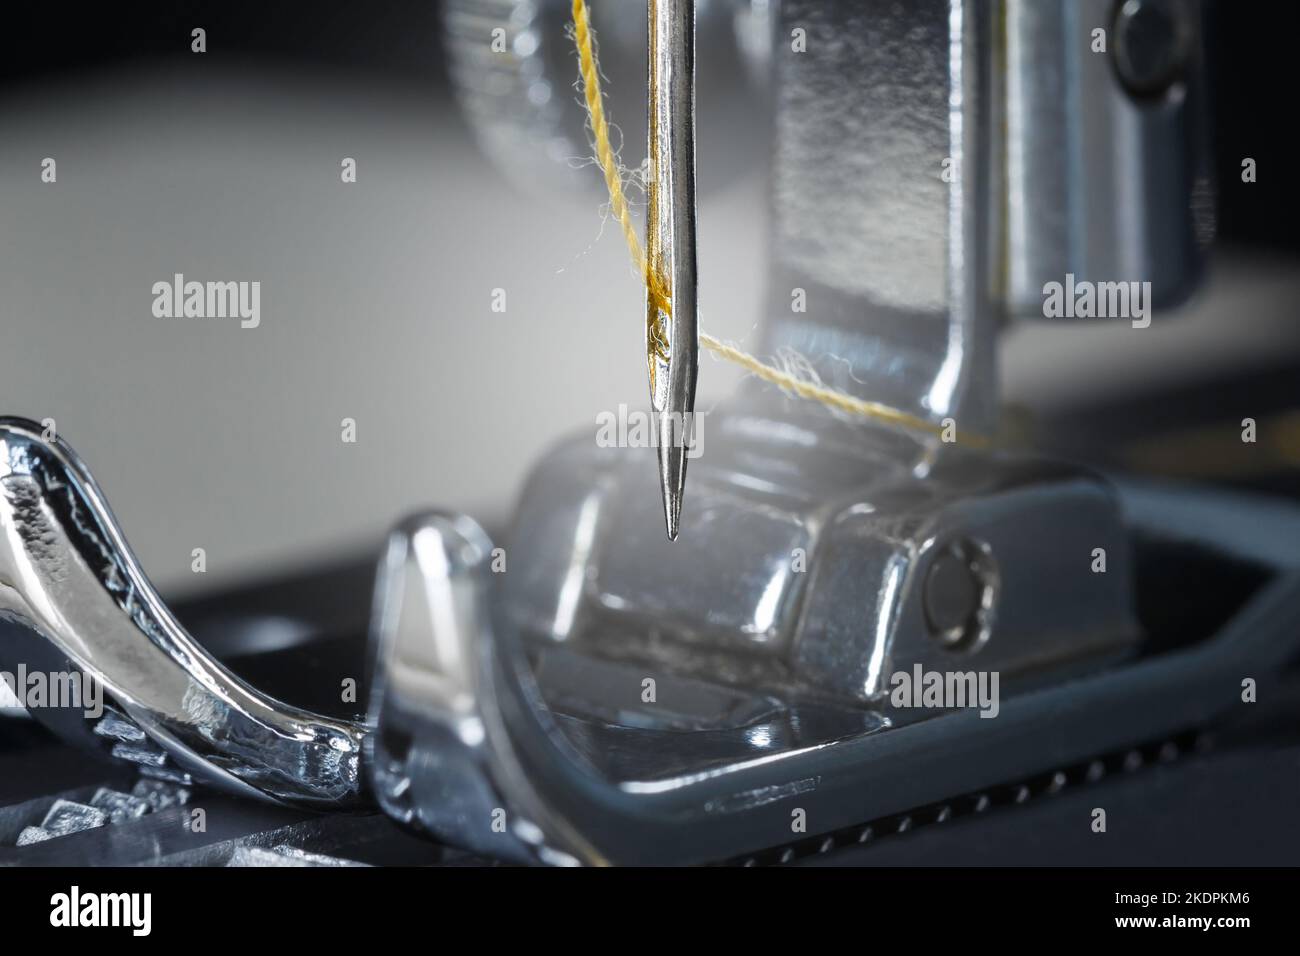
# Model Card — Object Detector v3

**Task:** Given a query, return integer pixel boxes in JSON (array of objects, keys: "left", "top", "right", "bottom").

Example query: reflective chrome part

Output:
[
  {"left": 364, "top": 506, "right": 889, "bottom": 866},
  {"left": 359, "top": 417, "right": 1300, "bottom": 866},
  {"left": 508, "top": 405, "right": 1139, "bottom": 709},
  {"left": 1004, "top": 0, "right": 1210, "bottom": 313},
  {"left": 366, "top": 511, "right": 586, "bottom": 866},
  {"left": 761, "top": 0, "right": 1210, "bottom": 437},
  {"left": 763, "top": 0, "right": 1000, "bottom": 436},
  {"left": 646, "top": 0, "right": 699, "bottom": 539},
  {"left": 0, "top": 418, "right": 368, "bottom": 809}
]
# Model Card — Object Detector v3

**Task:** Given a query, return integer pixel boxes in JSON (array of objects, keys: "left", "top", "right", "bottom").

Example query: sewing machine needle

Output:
[{"left": 646, "top": 0, "right": 698, "bottom": 541}]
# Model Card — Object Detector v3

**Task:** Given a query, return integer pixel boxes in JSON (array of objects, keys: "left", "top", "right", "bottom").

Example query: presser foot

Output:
[{"left": 363, "top": 400, "right": 1300, "bottom": 864}]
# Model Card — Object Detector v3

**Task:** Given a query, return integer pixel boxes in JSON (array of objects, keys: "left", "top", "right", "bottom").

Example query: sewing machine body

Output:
[{"left": 4, "top": 0, "right": 1297, "bottom": 868}]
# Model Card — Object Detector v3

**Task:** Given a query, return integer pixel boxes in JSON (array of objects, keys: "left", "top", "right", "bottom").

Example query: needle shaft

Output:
[{"left": 646, "top": 0, "right": 698, "bottom": 541}]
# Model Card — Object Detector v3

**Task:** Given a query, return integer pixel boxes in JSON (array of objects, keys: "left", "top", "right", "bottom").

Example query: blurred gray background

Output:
[{"left": 0, "top": 60, "right": 763, "bottom": 593}]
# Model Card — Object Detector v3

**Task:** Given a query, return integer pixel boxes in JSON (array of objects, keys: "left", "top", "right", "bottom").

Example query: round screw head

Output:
[
  {"left": 1112, "top": 0, "right": 1191, "bottom": 98},
  {"left": 923, "top": 538, "right": 999, "bottom": 652},
  {"left": 924, "top": 549, "right": 980, "bottom": 637}
]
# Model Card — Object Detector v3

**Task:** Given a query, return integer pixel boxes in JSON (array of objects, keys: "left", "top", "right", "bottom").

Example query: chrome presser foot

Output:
[
  {"left": 356, "top": 398, "right": 1140, "bottom": 864},
  {"left": 362, "top": 397, "right": 1300, "bottom": 865}
]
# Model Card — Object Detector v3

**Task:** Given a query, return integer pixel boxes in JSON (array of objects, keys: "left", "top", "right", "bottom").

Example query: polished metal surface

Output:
[
  {"left": 366, "top": 511, "right": 584, "bottom": 865},
  {"left": 507, "top": 404, "right": 1139, "bottom": 706},
  {"left": 358, "top": 436, "right": 1300, "bottom": 864},
  {"left": 762, "top": 0, "right": 1000, "bottom": 438},
  {"left": 1003, "top": 0, "right": 1210, "bottom": 313},
  {"left": 760, "top": 0, "right": 1210, "bottom": 436},
  {"left": 646, "top": 0, "right": 699, "bottom": 539},
  {"left": 0, "top": 418, "right": 368, "bottom": 809}
]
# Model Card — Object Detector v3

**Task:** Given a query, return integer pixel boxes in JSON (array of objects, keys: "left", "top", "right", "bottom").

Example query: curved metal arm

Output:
[{"left": 0, "top": 418, "right": 368, "bottom": 809}]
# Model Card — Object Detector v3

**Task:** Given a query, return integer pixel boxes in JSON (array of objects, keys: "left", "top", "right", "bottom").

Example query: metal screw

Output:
[
  {"left": 1111, "top": 0, "right": 1191, "bottom": 98},
  {"left": 923, "top": 538, "right": 998, "bottom": 652}
]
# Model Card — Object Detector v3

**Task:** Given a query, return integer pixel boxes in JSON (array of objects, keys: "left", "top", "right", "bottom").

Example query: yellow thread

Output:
[
  {"left": 571, "top": 0, "right": 985, "bottom": 447},
  {"left": 572, "top": 0, "right": 670, "bottom": 361}
]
